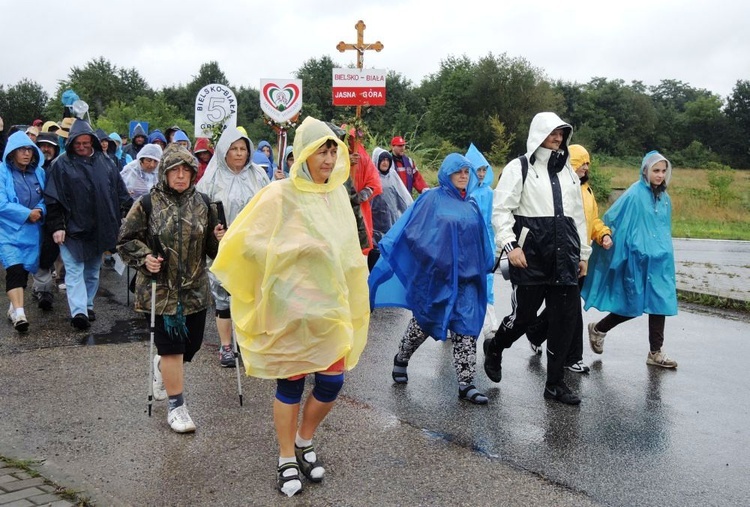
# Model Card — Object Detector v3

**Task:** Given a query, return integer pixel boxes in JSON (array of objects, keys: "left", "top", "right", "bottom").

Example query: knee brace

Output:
[
  {"left": 312, "top": 373, "right": 344, "bottom": 403},
  {"left": 275, "top": 377, "right": 305, "bottom": 405},
  {"left": 215, "top": 308, "right": 231, "bottom": 319}
]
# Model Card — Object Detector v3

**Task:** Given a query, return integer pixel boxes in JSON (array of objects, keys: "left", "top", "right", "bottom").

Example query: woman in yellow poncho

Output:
[{"left": 211, "top": 116, "right": 369, "bottom": 497}]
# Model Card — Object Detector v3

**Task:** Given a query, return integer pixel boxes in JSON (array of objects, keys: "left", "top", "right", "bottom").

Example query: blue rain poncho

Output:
[
  {"left": 369, "top": 153, "right": 494, "bottom": 340},
  {"left": 466, "top": 143, "right": 495, "bottom": 304},
  {"left": 581, "top": 151, "right": 677, "bottom": 317},
  {"left": 210, "top": 117, "right": 370, "bottom": 379}
]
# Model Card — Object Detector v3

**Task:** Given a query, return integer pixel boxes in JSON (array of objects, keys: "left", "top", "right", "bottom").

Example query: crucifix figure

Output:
[
  {"left": 337, "top": 20, "right": 384, "bottom": 69},
  {"left": 336, "top": 20, "right": 384, "bottom": 117}
]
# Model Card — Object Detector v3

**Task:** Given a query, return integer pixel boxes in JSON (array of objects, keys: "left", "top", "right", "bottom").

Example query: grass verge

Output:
[
  {"left": 0, "top": 456, "right": 93, "bottom": 507},
  {"left": 677, "top": 290, "right": 750, "bottom": 314}
]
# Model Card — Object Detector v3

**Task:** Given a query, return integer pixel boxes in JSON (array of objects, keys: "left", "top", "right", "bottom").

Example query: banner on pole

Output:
[
  {"left": 194, "top": 84, "right": 238, "bottom": 138},
  {"left": 332, "top": 68, "right": 386, "bottom": 106},
  {"left": 260, "top": 79, "right": 303, "bottom": 124}
]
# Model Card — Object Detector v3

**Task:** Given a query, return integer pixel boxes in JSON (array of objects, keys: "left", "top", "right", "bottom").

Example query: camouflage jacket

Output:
[{"left": 117, "top": 183, "right": 219, "bottom": 316}]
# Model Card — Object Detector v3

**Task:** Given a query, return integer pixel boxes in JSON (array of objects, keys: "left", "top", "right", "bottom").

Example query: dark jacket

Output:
[{"left": 44, "top": 120, "right": 133, "bottom": 261}]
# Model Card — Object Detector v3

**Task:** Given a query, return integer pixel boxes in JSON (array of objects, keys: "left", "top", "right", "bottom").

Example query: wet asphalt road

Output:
[{"left": 1, "top": 254, "right": 749, "bottom": 506}]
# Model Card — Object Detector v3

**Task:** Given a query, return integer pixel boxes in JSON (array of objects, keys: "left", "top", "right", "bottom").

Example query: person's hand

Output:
[
  {"left": 144, "top": 253, "right": 163, "bottom": 274},
  {"left": 508, "top": 247, "right": 527, "bottom": 268},
  {"left": 214, "top": 224, "right": 225, "bottom": 241},
  {"left": 28, "top": 208, "right": 43, "bottom": 223},
  {"left": 53, "top": 230, "right": 65, "bottom": 244},
  {"left": 601, "top": 235, "right": 613, "bottom": 250},
  {"left": 578, "top": 260, "right": 588, "bottom": 278},
  {"left": 274, "top": 168, "right": 286, "bottom": 180},
  {"left": 357, "top": 187, "right": 373, "bottom": 203}
]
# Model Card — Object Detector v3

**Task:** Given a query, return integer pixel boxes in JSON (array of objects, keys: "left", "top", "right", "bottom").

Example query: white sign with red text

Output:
[{"left": 332, "top": 68, "right": 386, "bottom": 106}]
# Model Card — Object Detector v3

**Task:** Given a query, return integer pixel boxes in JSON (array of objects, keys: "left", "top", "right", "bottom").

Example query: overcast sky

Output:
[{"left": 2, "top": 0, "right": 747, "bottom": 103}]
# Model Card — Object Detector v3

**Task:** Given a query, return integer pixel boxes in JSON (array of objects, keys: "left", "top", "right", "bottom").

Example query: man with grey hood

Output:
[
  {"left": 196, "top": 127, "right": 270, "bottom": 367},
  {"left": 483, "top": 112, "right": 590, "bottom": 405}
]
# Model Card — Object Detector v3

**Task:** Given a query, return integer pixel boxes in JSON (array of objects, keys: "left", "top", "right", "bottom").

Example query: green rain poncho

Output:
[{"left": 210, "top": 117, "right": 370, "bottom": 379}]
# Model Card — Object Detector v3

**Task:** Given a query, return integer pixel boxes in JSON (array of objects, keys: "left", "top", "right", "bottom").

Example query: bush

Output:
[
  {"left": 588, "top": 157, "right": 613, "bottom": 203},
  {"left": 706, "top": 162, "right": 736, "bottom": 204},
  {"left": 670, "top": 141, "right": 718, "bottom": 168}
]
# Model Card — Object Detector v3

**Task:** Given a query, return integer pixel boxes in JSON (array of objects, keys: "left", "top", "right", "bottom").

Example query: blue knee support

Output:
[
  {"left": 312, "top": 373, "right": 344, "bottom": 403},
  {"left": 275, "top": 377, "right": 305, "bottom": 404}
]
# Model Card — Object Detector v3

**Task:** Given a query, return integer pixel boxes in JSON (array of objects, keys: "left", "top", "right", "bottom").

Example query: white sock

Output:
[
  {"left": 15, "top": 308, "right": 25, "bottom": 319},
  {"left": 295, "top": 433, "right": 313, "bottom": 448},
  {"left": 278, "top": 456, "right": 301, "bottom": 497}
]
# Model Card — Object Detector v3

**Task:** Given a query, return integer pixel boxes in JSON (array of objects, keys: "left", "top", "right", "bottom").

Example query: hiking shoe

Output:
[
  {"left": 38, "top": 291, "right": 53, "bottom": 311},
  {"left": 31, "top": 290, "right": 41, "bottom": 302},
  {"left": 295, "top": 444, "right": 325, "bottom": 482},
  {"left": 71, "top": 313, "right": 90, "bottom": 330},
  {"left": 529, "top": 341, "right": 543, "bottom": 356},
  {"left": 12, "top": 314, "right": 29, "bottom": 333},
  {"left": 167, "top": 405, "right": 196, "bottom": 433},
  {"left": 565, "top": 360, "right": 590, "bottom": 374},
  {"left": 152, "top": 355, "right": 167, "bottom": 401},
  {"left": 219, "top": 344, "right": 236, "bottom": 368},
  {"left": 483, "top": 338, "right": 503, "bottom": 383},
  {"left": 647, "top": 350, "right": 678, "bottom": 368},
  {"left": 277, "top": 462, "right": 303, "bottom": 497},
  {"left": 544, "top": 382, "right": 581, "bottom": 405},
  {"left": 588, "top": 322, "right": 606, "bottom": 354}
]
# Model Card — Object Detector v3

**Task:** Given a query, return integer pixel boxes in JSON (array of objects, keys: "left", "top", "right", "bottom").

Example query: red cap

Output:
[
  {"left": 390, "top": 136, "right": 406, "bottom": 146},
  {"left": 32, "top": 119, "right": 43, "bottom": 127}
]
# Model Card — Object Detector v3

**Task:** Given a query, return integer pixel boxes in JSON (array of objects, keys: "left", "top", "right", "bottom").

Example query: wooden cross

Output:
[
  {"left": 336, "top": 20, "right": 384, "bottom": 117},
  {"left": 337, "top": 20, "right": 384, "bottom": 70}
]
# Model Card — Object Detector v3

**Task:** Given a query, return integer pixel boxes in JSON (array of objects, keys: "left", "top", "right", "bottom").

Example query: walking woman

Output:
[
  {"left": 1, "top": 132, "right": 46, "bottom": 333},
  {"left": 118, "top": 145, "right": 222, "bottom": 433},
  {"left": 211, "top": 117, "right": 369, "bottom": 497},
  {"left": 369, "top": 153, "right": 494, "bottom": 404}
]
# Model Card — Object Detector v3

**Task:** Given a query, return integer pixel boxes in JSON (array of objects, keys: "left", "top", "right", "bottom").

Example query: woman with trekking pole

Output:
[{"left": 117, "top": 144, "right": 222, "bottom": 433}]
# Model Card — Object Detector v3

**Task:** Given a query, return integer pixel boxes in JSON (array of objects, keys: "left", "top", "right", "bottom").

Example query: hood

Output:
[
  {"left": 640, "top": 150, "right": 672, "bottom": 189},
  {"left": 131, "top": 123, "right": 147, "bottom": 141},
  {"left": 41, "top": 121, "right": 59, "bottom": 133},
  {"left": 569, "top": 144, "right": 590, "bottom": 169},
  {"left": 193, "top": 137, "right": 214, "bottom": 155},
  {"left": 65, "top": 120, "right": 102, "bottom": 157},
  {"left": 290, "top": 117, "right": 349, "bottom": 192},
  {"left": 173, "top": 130, "right": 191, "bottom": 149},
  {"left": 157, "top": 144, "right": 198, "bottom": 189},
  {"left": 465, "top": 143, "right": 494, "bottom": 189},
  {"left": 165, "top": 125, "right": 181, "bottom": 141},
  {"left": 282, "top": 145, "right": 294, "bottom": 173},
  {"left": 148, "top": 130, "right": 167, "bottom": 145},
  {"left": 437, "top": 153, "right": 477, "bottom": 199},
  {"left": 215, "top": 127, "right": 254, "bottom": 167},
  {"left": 371, "top": 147, "right": 393, "bottom": 174},
  {"left": 137, "top": 143, "right": 163, "bottom": 162},
  {"left": 257, "top": 140, "right": 273, "bottom": 160},
  {"left": 3, "top": 131, "right": 43, "bottom": 169},
  {"left": 525, "top": 112, "right": 572, "bottom": 158},
  {"left": 252, "top": 151, "right": 271, "bottom": 167},
  {"left": 94, "top": 128, "right": 109, "bottom": 141},
  {"left": 109, "top": 132, "right": 123, "bottom": 147}
]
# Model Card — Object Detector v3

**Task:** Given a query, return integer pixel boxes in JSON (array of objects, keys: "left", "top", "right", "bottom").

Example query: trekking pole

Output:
[
  {"left": 126, "top": 265, "right": 130, "bottom": 307},
  {"left": 215, "top": 201, "right": 243, "bottom": 407},
  {"left": 147, "top": 235, "right": 165, "bottom": 417}
]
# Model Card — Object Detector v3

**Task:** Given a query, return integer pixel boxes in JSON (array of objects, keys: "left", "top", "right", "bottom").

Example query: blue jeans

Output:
[{"left": 59, "top": 244, "right": 102, "bottom": 318}]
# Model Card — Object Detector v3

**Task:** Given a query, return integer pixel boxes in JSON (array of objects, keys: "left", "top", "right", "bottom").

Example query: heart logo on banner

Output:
[{"left": 262, "top": 82, "right": 300, "bottom": 112}]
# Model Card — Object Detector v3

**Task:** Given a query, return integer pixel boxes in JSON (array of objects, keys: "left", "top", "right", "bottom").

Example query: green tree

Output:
[
  {"left": 96, "top": 95, "right": 191, "bottom": 139},
  {"left": 725, "top": 80, "right": 750, "bottom": 167},
  {"left": 0, "top": 79, "right": 48, "bottom": 130}
]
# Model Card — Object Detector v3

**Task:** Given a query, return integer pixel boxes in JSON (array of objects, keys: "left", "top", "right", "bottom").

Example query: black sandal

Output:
[
  {"left": 459, "top": 385, "right": 488, "bottom": 405},
  {"left": 277, "top": 462, "right": 303, "bottom": 496},
  {"left": 295, "top": 445, "right": 324, "bottom": 483},
  {"left": 392, "top": 354, "right": 408, "bottom": 384}
]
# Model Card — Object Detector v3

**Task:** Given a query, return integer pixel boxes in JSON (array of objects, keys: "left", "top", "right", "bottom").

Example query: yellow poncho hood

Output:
[{"left": 210, "top": 117, "right": 370, "bottom": 379}]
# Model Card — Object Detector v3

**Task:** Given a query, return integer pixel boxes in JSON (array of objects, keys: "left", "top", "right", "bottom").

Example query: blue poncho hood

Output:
[
  {"left": 581, "top": 151, "right": 677, "bottom": 317},
  {"left": 368, "top": 153, "right": 493, "bottom": 340},
  {"left": 465, "top": 143, "right": 496, "bottom": 304}
]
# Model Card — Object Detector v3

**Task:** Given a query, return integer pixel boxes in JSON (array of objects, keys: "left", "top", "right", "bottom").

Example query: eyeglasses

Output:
[{"left": 17, "top": 147, "right": 35, "bottom": 153}]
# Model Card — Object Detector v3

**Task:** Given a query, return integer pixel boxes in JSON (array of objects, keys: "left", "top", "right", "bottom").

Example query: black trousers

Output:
[
  {"left": 493, "top": 284, "right": 580, "bottom": 386},
  {"left": 596, "top": 313, "right": 666, "bottom": 352}
]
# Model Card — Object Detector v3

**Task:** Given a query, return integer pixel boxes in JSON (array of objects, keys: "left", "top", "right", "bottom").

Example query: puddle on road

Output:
[{"left": 80, "top": 319, "right": 149, "bottom": 346}]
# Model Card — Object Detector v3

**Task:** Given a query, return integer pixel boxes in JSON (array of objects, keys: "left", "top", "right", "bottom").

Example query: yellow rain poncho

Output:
[{"left": 210, "top": 117, "right": 370, "bottom": 379}]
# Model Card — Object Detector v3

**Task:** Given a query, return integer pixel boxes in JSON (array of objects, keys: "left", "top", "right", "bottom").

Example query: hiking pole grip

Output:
[{"left": 215, "top": 201, "right": 227, "bottom": 228}]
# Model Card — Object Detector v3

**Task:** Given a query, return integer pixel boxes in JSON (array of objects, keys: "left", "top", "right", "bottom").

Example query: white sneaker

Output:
[
  {"left": 167, "top": 405, "right": 196, "bottom": 433},
  {"left": 529, "top": 341, "right": 543, "bottom": 356},
  {"left": 647, "top": 350, "right": 678, "bottom": 368},
  {"left": 565, "top": 360, "right": 590, "bottom": 373},
  {"left": 152, "top": 355, "right": 167, "bottom": 401}
]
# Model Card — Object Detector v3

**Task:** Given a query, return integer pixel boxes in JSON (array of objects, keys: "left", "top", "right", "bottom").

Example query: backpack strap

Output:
[{"left": 518, "top": 155, "right": 528, "bottom": 186}]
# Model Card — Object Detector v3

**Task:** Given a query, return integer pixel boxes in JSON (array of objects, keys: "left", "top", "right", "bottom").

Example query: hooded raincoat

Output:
[
  {"left": 210, "top": 117, "right": 370, "bottom": 379},
  {"left": 581, "top": 151, "right": 677, "bottom": 317},
  {"left": 117, "top": 145, "right": 219, "bottom": 316},
  {"left": 44, "top": 121, "right": 132, "bottom": 261},
  {"left": 369, "top": 153, "right": 494, "bottom": 340},
  {"left": 466, "top": 143, "right": 496, "bottom": 304},
  {"left": 370, "top": 147, "right": 412, "bottom": 242},
  {"left": 0, "top": 132, "right": 46, "bottom": 271},
  {"left": 193, "top": 137, "right": 214, "bottom": 182},
  {"left": 256, "top": 140, "right": 277, "bottom": 179},
  {"left": 109, "top": 132, "right": 132, "bottom": 169},
  {"left": 196, "top": 128, "right": 270, "bottom": 226}
]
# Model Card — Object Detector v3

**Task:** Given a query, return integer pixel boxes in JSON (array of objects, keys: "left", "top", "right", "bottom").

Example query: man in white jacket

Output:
[{"left": 484, "top": 112, "right": 590, "bottom": 405}]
